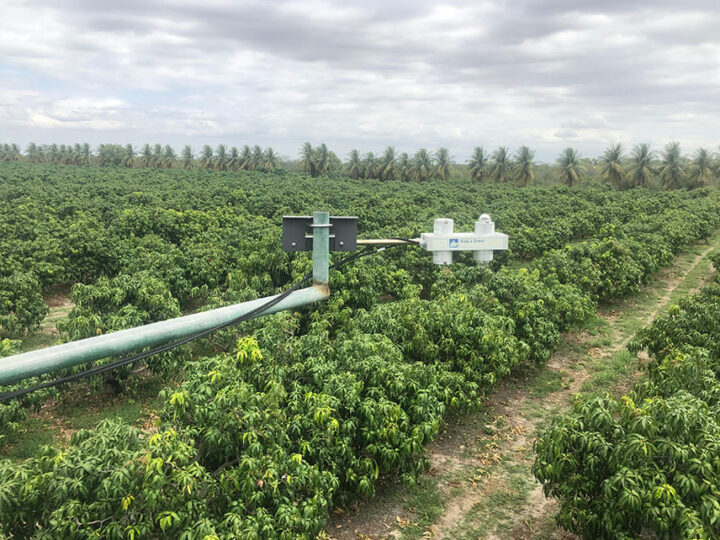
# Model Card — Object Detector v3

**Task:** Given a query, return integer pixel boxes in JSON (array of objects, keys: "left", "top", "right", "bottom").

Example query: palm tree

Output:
[
  {"left": 59, "top": 144, "right": 70, "bottom": 164},
  {"left": 96, "top": 144, "right": 108, "bottom": 167},
  {"left": 264, "top": 147, "right": 279, "bottom": 170},
  {"left": 59, "top": 144, "right": 69, "bottom": 164},
  {"left": 36, "top": 144, "right": 45, "bottom": 163},
  {"left": 163, "top": 145, "right": 176, "bottom": 168},
  {"left": 361, "top": 152, "right": 378, "bottom": 179},
  {"left": 79, "top": 143, "right": 89, "bottom": 164},
  {"left": 435, "top": 148, "right": 452, "bottom": 180},
  {"left": 513, "top": 146, "right": 535, "bottom": 186},
  {"left": 228, "top": 147, "right": 240, "bottom": 170},
  {"left": 239, "top": 145, "right": 252, "bottom": 170},
  {"left": 629, "top": 143, "right": 654, "bottom": 188},
  {"left": 658, "top": 142, "right": 686, "bottom": 189},
  {"left": 152, "top": 144, "right": 163, "bottom": 168},
  {"left": 347, "top": 149, "right": 361, "bottom": 179},
  {"left": 598, "top": 143, "right": 625, "bottom": 188},
  {"left": 122, "top": 144, "right": 135, "bottom": 168},
  {"left": 490, "top": 147, "right": 512, "bottom": 183},
  {"left": 48, "top": 144, "right": 59, "bottom": 164},
  {"left": 327, "top": 151, "right": 342, "bottom": 174},
  {"left": 200, "top": 145, "right": 213, "bottom": 169},
  {"left": 181, "top": 145, "right": 194, "bottom": 169},
  {"left": 251, "top": 145, "right": 264, "bottom": 170},
  {"left": 72, "top": 143, "right": 83, "bottom": 165},
  {"left": 26, "top": 143, "right": 40, "bottom": 163},
  {"left": 38, "top": 144, "right": 48, "bottom": 163},
  {"left": 379, "top": 146, "right": 397, "bottom": 180},
  {"left": 60, "top": 144, "right": 72, "bottom": 164},
  {"left": 412, "top": 148, "right": 434, "bottom": 181},
  {"left": 300, "top": 142, "right": 316, "bottom": 176},
  {"left": 141, "top": 144, "right": 152, "bottom": 167},
  {"left": 467, "top": 147, "right": 488, "bottom": 182},
  {"left": 558, "top": 148, "right": 583, "bottom": 187},
  {"left": 97, "top": 144, "right": 122, "bottom": 167},
  {"left": 69, "top": 144, "right": 79, "bottom": 164},
  {"left": 314, "top": 143, "right": 330, "bottom": 176},
  {"left": 397, "top": 152, "right": 411, "bottom": 181},
  {"left": 214, "top": 144, "right": 228, "bottom": 170},
  {"left": 4, "top": 144, "right": 18, "bottom": 161},
  {"left": 688, "top": 148, "right": 713, "bottom": 189}
]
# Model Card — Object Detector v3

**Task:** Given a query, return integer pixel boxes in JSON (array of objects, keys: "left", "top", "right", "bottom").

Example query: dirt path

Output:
[
  {"left": 19, "top": 293, "right": 75, "bottom": 352},
  {"left": 41, "top": 294, "right": 74, "bottom": 335},
  {"left": 328, "top": 236, "right": 720, "bottom": 540}
]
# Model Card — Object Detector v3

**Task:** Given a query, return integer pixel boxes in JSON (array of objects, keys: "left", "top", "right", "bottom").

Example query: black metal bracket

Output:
[{"left": 282, "top": 215, "right": 358, "bottom": 252}]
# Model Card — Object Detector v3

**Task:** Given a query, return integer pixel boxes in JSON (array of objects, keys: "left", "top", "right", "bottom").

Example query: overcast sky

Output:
[{"left": 1, "top": 0, "right": 719, "bottom": 162}]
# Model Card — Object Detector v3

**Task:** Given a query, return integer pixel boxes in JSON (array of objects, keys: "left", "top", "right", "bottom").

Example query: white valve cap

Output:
[
  {"left": 434, "top": 218, "right": 454, "bottom": 234},
  {"left": 475, "top": 214, "right": 494, "bottom": 235}
]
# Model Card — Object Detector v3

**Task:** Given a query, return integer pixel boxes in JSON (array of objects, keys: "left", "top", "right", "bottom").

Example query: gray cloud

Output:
[{"left": 1, "top": 0, "right": 718, "bottom": 161}]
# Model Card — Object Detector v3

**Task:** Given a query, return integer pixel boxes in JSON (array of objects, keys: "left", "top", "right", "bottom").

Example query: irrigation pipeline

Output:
[{"left": 0, "top": 243, "right": 414, "bottom": 403}]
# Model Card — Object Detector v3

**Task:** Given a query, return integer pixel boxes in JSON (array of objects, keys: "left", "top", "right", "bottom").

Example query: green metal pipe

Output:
[
  {"left": 312, "top": 211, "right": 329, "bottom": 285},
  {"left": 0, "top": 211, "right": 331, "bottom": 388},
  {"left": 0, "top": 286, "right": 328, "bottom": 387}
]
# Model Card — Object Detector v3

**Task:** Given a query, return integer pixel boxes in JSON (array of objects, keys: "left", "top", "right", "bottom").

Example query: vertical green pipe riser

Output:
[{"left": 313, "top": 211, "right": 330, "bottom": 285}]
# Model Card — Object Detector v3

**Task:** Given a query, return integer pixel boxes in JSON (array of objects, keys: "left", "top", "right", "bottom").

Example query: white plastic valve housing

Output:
[
  {"left": 432, "top": 218, "right": 454, "bottom": 265},
  {"left": 420, "top": 214, "right": 508, "bottom": 265},
  {"left": 474, "top": 214, "right": 495, "bottom": 263}
]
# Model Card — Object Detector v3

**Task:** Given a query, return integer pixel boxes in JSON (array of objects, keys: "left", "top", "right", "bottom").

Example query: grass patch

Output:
[
  {"left": 588, "top": 335, "right": 613, "bottom": 348},
  {"left": 19, "top": 301, "right": 73, "bottom": 353},
  {"left": 2, "top": 375, "right": 164, "bottom": 461},
  {"left": 59, "top": 398, "right": 148, "bottom": 430},
  {"left": 609, "top": 305, "right": 655, "bottom": 342},
  {"left": 528, "top": 368, "right": 566, "bottom": 398},
  {"left": 582, "top": 315, "right": 608, "bottom": 336},
  {"left": 56, "top": 376, "right": 165, "bottom": 430},
  {"left": 397, "top": 476, "right": 446, "bottom": 540},
  {"left": 448, "top": 462, "right": 537, "bottom": 539},
  {"left": 1, "top": 417, "right": 58, "bottom": 461},
  {"left": 667, "top": 254, "right": 715, "bottom": 305},
  {"left": 582, "top": 350, "right": 635, "bottom": 393},
  {"left": 19, "top": 332, "right": 58, "bottom": 353},
  {"left": 518, "top": 400, "right": 551, "bottom": 420}
]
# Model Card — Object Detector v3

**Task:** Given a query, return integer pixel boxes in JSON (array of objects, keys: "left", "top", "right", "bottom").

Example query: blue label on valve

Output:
[{"left": 449, "top": 238, "right": 459, "bottom": 249}]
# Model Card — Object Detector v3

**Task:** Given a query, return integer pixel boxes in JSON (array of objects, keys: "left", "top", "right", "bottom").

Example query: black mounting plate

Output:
[{"left": 282, "top": 216, "right": 358, "bottom": 252}]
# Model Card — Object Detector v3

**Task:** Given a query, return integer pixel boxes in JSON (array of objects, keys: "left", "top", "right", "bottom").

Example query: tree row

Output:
[{"left": 1, "top": 141, "right": 718, "bottom": 189}]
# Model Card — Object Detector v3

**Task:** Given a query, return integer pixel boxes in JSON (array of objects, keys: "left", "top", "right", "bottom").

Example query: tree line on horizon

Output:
[
  {"left": 0, "top": 141, "right": 718, "bottom": 189},
  {"left": 0, "top": 143, "right": 281, "bottom": 172}
]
